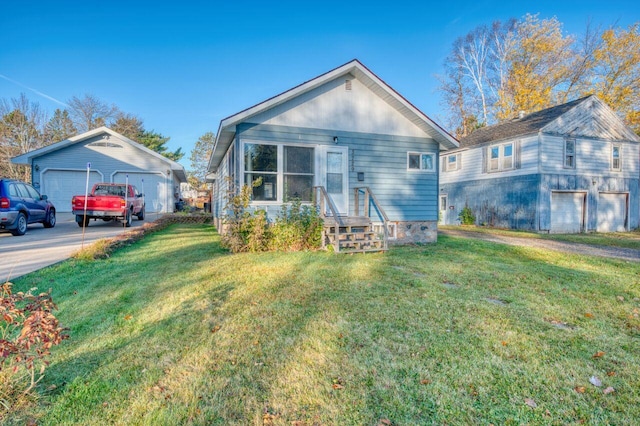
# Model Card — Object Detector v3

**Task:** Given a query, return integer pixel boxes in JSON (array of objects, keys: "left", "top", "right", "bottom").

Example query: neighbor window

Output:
[
  {"left": 564, "top": 139, "right": 576, "bottom": 169},
  {"left": 488, "top": 142, "right": 514, "bottom": 172},
  {"left": 446, "top": 154, "right": 460, "bottom": 171},
  {"left": 244, "top": 143, "right": 315, "bottom": 202},
  {"left": 407, "top": 152, "right": 435, "bottom": 172},
  {"left": 612, "top": 145, "right": 621, "bottom": 171}
]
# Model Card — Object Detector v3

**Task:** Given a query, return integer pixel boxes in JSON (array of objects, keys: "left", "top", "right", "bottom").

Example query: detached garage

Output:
[{"left": 12, "top": 127, "right": 187, "bottom": 213}]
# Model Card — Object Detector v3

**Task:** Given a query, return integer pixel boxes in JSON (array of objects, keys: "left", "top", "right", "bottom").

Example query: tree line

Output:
[
  {"left": 0, "top": 93, "right": 184, "bottom": 182},
  {"left": 438, "top": 14, "right": 640, "bottom": 138}
]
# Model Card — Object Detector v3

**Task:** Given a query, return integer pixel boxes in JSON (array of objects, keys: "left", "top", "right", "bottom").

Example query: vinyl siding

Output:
[
  {"left": 226, "top": 123, "right": 440, "bottom": 222},
  {"left": 439, "top": 135, "right": 539, "bottom": 185}
]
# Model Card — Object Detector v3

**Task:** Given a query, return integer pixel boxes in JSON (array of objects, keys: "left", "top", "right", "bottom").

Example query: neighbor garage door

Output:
[
  {"left": 597, "top": 193, "right": 627, "bottom": 232},
  {"left": 41, "top": 170, "right": 102, "bottom": 212},
  {"left": 113, "top": 172, "right": 167, "bottom": 213},
  {"left": 550, "top": 192, "right": 585, "bottom": 233}
]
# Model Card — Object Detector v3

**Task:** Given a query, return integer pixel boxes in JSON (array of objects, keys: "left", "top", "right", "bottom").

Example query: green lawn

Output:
[
  {"left": 441, "top": 225, "right": 640, "bottom": 249},
  {"left": 4, "top": 224, "right": 640, "bottom": 425}
]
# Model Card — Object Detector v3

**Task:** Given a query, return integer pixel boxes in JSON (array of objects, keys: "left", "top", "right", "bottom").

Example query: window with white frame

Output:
[
  {"left": 446, "top": 153, "right": 460, "bottom": 171},
  {"left": 488, "top": 142, "right": 514, "bottom": 172},
  {"left": 564, "top": 138, "right": 576, "bottom": 169},
  {"left": 407, "top": 152, "right": 435, "bottom": 172},
  {"left": 611, "top": 145, "right": 621, "bottom": 171},
  {"left": 244, "top": 143, "right": 315, "bottom": 202}
]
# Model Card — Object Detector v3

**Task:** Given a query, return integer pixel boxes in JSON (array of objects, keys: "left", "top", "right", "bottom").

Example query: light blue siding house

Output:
[
  {"left": 208, "top": 60, "right": 458, "bottom": 249},
  {"left": 439, "top": 96, "right": 640, "bottom": 233},
  {"left": 12, "top": 127, "right": 187, "bottom": 213}
]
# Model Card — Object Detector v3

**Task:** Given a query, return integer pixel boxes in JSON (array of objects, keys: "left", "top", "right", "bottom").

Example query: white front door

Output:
[
  {"left": 321, "top": 146, "right": 349, "bottom": 215},
  {"left": 439, "top": 195, "right": 448, "bottom": 224}
]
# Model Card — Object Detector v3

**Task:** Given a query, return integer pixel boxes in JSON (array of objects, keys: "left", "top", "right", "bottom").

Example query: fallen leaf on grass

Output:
[
  {"left": 592, "top": 351, "right": 605, "bottom": 358},
  {"left": 574, "top": 386, "right": 586, "bottom": 393},
  {"left": 124, "top": 314, "right": 132, "bottom": 320},
  {"left": 211, "top": 325, "right": 221, "bottom": 333},
  {"left": 332, "top": 383, "right": 344, "bottom": 390},
  {"left": 525, "top": 398, "right": 537, "bottom": 408},
  {"left": 501, "top": 341, "right": 508, "bottom": 346},
  {"left": 584, "top": 312, "right": 594, "bottom": 318},
  {"left": 420, "top": 379, "right": 431, "bottom": 385},
  {"left": 603, "top": 386, "right": 615, "bottom": 395},
  {"left": 589, "top": 376, "right": 602, "bottom": 387},
  {"left": 607, "top": 371, "right": 616, "bottom": 377},
  {"left": 378, "top": 419, "right": 392, "bottom": 426}
]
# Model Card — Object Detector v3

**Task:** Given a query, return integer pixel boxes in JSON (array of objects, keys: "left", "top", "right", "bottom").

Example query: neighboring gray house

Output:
[
  {"left": 439, "top": 95, "right": 640, "bottom": 233},
  {"left": 12, "top": 127, "right": 187, "bottom": 213},
  {"left": 208, "top": 60, "right": 458, "bottom": 249}
]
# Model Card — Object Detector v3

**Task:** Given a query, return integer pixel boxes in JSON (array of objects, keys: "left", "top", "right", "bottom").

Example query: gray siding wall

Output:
[
  {"left": 440, "top": 135, "right": 539, "bottom": 185},
  {"left": 216, "top": 123, "right": 441, "bottom": 222},
  {"left": 540, "top": 135, "right": 640, "bottom": 177},
  {"left": 440, "top": 174, "right": 540, "bottom": 230},
  {"left": 539, "top": 174, "right": 639, "bottom": 231}
]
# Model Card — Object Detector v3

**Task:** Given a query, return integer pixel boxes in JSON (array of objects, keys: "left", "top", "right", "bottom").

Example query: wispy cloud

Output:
[{"left": 0, "top": 73, "right": 69, "bottom": 107}]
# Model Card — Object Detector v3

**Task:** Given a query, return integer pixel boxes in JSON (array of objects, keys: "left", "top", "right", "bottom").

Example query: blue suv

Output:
[{"left": 0, "top": 179, "right": 56, "bottom": 236}]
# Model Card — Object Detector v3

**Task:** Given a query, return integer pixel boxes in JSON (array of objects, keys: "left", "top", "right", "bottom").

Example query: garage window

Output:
[
  {"left": 564, "top": 139, "right": 576, "bottom": 169},
  {"left": 611, "top": 145, "right": 621, "bottom": 171}
]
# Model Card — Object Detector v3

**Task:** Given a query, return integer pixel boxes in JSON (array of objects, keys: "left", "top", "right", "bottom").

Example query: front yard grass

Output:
[
  {"left": 5, "top": 224, "right": 640, "bottom": 425},
  {"left": 441, "top": 224, "right": 640, "bottom": 249}
]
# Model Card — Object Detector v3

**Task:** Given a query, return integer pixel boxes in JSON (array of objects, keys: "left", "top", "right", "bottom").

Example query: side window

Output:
[
  {"left": 407, "top": 152, "right": 436, "bottom": 172},
  {"left": 612, "top": 145, "right": 621, "bottom": 171},
  {"left": 9, "top": 184, "right": 19, "bottom": 197},
  {"left": 564, "top": 139, "right": 576, "bottom": 169},
  {"left": 488, "top": 142, "right": 515, "bottom": 172},
  {"left": 15, "top": 183, "right": 30, "bottom": 198},
  {"left": 446, "top": 154, "right": 459, "bottom": 171}
]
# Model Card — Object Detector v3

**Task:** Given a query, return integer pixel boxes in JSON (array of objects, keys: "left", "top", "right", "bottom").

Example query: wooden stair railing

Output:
[
  {"left": 313, "top": 186, "right": 389, "bottom": 253},
  {"left": 354, "top": 186, "right": 389, "bottom": 251}
]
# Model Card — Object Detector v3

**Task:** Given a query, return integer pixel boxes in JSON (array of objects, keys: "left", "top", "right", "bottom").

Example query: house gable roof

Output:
[
  {"left": 208, "top": 59, "right": 458, "bottom": 172},
  {"left": 459, "top": 95, "right": 640, "bottom": 148},
  {"left": 11, "top": 127, "right": 187, "bottom": 182}
]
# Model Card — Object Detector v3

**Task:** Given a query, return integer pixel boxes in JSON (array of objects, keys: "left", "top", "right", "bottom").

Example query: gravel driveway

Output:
[{"left": 439, "top": 228, "right": 640, "bottom": 262}]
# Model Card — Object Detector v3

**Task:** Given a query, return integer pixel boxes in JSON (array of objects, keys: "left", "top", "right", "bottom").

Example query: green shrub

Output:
[
  {"left": 221, "top": 179, "right": 322, "bottom": 253},
  {"left": 459, "top": 205, "right": 476, "bottom": 225}
]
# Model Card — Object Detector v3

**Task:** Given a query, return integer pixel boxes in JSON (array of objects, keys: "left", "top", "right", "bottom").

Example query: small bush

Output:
[
  {"left": 0, "top": 283, "right": 68, "bottom": 413},
  {"left": 221, "top": 180, "right": 322, "bottom": 253},
  {"left": 459, "top": 205, "right": 476, "bottom": 225}
]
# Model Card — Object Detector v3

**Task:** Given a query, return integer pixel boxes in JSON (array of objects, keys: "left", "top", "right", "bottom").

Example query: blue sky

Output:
[{"left": 1, "top": 1, "right": 638, "bottom": 169}]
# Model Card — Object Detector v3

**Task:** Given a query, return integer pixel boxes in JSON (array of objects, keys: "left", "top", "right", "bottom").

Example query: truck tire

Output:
[
  {"left": 136, "top": 206, "right": 145, "bottom": 221},
  {"left": 76, "top": 215, "right": 90, "bottom": 227},
  {"left": 125, "top": 211, "right": 132, "bottom": 227}
]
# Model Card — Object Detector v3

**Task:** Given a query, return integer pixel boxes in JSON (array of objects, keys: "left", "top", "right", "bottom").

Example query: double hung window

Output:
[
  {"left": 488, "top": 142, "right": 514, "bottom": 172},
  {"left": 564, "top": 139, "right": 576, "bottom": 168},
  {"left": 611, "top": 145, "right": 621, "bottom": 171}
]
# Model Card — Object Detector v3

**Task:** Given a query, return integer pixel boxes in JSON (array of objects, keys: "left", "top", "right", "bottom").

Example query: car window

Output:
[
  {"left": 25, "top": 184, "right": 41, "bottom": 199},
  {"left": 15, "top": 183, "right": 30, "bottom": 198},
  {"left": 9, "top": 184, "right": 19, "bottom": 197}
]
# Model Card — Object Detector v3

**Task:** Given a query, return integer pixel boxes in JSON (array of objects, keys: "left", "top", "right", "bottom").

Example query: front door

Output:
[
  {"left": 439, "top": 194, "right": 448, "bottom": 224},
  {"left": 321, "top": 146, "right": 349, "bottom": 215}
]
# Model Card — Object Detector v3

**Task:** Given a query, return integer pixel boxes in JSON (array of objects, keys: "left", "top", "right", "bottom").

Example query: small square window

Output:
[{"left": 447, "top": 154, "right": 459, "bottom": 171}]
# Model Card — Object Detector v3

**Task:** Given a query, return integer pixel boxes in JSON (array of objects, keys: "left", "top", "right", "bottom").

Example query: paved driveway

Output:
[{"left": 0, "top": 212, "right": 164, "bottom": 281}]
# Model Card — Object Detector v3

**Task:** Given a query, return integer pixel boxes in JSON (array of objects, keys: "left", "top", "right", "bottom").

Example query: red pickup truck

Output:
[{"left": 72, "top": 183, "right": 145, "bottom": 227}]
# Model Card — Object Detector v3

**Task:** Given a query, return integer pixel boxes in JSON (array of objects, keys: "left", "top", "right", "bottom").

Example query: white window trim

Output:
[
  {"left": 407, "top": 152, "right": 436, "bottom": 172},
  {"left": 488, "top": 142, "right": 515, "bottom": 172},
  {"left": 611, "top": 144, "right": 622, "bottom": 171},
  {"left": 564, "top": 138, "right": 576, "bottom": 169},
  {"left": 446, "top": 154, "right": 459, "bottom": 172},
  {"left": 241, "top": 140, "right": 318, "bottom": 205}
]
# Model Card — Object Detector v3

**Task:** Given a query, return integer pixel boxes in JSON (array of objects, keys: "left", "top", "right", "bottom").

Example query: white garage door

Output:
[
  {"left": 113, "top": 172, "right": 167, "bottom": 213},
  {"left": 42, "top": 170, "right": 102, "bottom": 212},
  {"left": 597, "top": 193, "right": 627, "bottom": 232},
  {"left": 551, "top": 192, "right": 585, "bottom": 233}
]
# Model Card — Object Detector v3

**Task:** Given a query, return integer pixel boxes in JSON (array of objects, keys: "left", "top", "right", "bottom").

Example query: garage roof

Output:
[{"left": 11, "top": 127, "right": 187, "bottom": 182}]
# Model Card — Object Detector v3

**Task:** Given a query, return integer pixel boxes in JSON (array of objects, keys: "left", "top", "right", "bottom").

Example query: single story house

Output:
[
  {"left": 12, "top": 127, "right": 187, "bottom": 213},
  {"left": 207, "top": 59, "right": 458, "bottom": 248},
  {"left": 439, "top": 95, "right": 640, "bottom": 232}
]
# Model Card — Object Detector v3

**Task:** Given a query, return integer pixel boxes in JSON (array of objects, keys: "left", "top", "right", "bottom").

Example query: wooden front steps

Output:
[{"left": 323, "top": 216, "right": 387, "bottom": 253}]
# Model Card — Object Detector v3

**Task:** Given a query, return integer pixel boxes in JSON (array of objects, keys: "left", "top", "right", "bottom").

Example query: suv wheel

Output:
[
  {"left": 11, "top": 212, "right": 27, "bottom": 236},
  {"left": 44, "top": 210, "right": 56, "bottom": 228}
]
